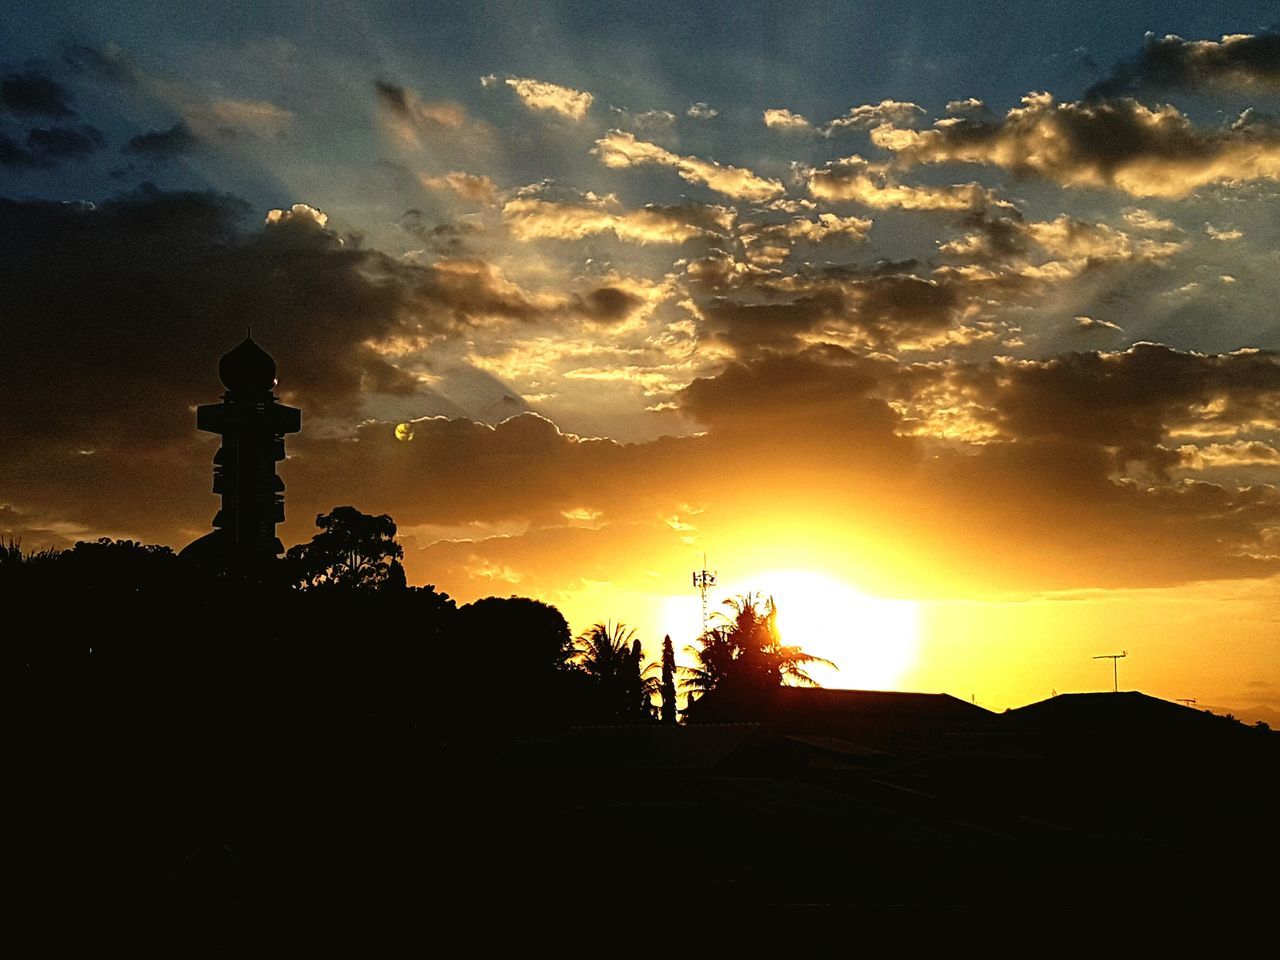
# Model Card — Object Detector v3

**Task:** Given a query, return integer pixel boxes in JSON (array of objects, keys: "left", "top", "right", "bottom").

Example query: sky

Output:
[{"left": 2, "top": 1, "right": 1278, "bottom": 719}]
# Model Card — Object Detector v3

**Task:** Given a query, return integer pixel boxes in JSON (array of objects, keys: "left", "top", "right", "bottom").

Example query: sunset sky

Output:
[{"left": 2, "top": 2, "right": 1278, "bottom": 718}]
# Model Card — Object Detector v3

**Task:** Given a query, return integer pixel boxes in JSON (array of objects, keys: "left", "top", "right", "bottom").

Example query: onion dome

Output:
[{"left": 219, "top": 337, "right": 277, "bottom": 392}]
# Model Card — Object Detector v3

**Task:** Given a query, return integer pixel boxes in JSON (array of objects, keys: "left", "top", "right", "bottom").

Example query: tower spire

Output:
[{"left": 180, "top": 337, "right": 301, "bottom": 578}]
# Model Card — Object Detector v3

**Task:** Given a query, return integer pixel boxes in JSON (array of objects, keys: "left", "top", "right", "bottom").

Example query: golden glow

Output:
[
  {"left": 659, "top": 570, "right": 920, "bottom": 691},
  {"left": 394, "top": 422, "right": 414, "bottom": 442}
]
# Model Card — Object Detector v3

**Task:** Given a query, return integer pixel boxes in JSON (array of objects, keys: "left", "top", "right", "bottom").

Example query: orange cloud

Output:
[
  {"left": 884, "top": 93, "right": 1280, "bottom": 198},
  {"left": 593, "top": 130, "right": 785, "bottom": 201},
  {"left": 420, "top": 171, "right": 499, "bottom": 204},
  {"left": 502, "top": 195, "right": 733, "bottom": 244},
  {"left": 806, "top": 155, "right": 998, "bottom": 211},
  {"left": 496, "top": 76, "right": 594, "bottom": 120}
]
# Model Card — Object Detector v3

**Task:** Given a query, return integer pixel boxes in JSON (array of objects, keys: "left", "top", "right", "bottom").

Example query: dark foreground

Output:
[{"left": 13, "top": 570, "right": 1277, "bottom": 953}]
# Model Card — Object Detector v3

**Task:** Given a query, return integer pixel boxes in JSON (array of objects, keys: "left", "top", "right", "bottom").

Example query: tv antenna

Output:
[
  {"left": 1092, "top": 651, "right": 1126, "bottom": 693},
  {"left": 691, "top": 554, "right": 717, "bottom": 638},
  {"left": 1175, "top": 698, "right": 1197, "bottom": 708}
]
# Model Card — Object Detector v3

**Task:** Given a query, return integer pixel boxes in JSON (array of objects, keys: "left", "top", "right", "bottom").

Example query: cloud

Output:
[
  {"left": 502, "top": 194, "right": 733, "bottom": 243},
  {"left": 823, "top": 99, "right": 925, "bottom": 134},
  {"left": 950, "top": 342, "right": 1280, "bottom": 473},
  {"left": 763, "top": 108, "right": 811, "bottom": 130},
  {"left": 1178, "top": 440, "right": 1280, "bottom": 470},
  {"left": 1, "top": 71, "right": 74, "bottom": 116},
  {"left": 945, "top": 98, "right": 988, "bottom": 117},
  {"left": 1122, "top": 208, "right": 1179, "bottom": 232},
  {"left": 499, "top": 76, "right": 594, "bottom": 120},
  {"left": 124, "top": 122, "right": 197, "bottom": 158},
  {"left": 687, "top": 102, "right": 718, "bottom": 120},
  {"left": 375, "top": 80, "right": 490, "bottom": 151},
  {"left": 1089, "top": 33, "right": 1280, "bottom": 98},
  {"left": 594, "top": 130, "right": 785, "bottom": 201},
  {"left": 1075, "top": 315, "right": 1124, "bottom": 334},
  {"left": 609, "top": 106, "right": 676, "bottom": 131},
  {"left": 0, "top": 186, "right": 663, "bottom": 540},
  {"left": 806, "top": 155, "right": 998, "bottom": 211},
  {"left": 884, "top": 92, "right": 1280, "bottom": 198},
  {"left": 740, "top": 213, "right": 873, "bottom": 264},
  {"left": 62, "top": 42, "right": 141, "bottom": 86},
  {"left": 1205, "top": 223, "right": 1244, "bottom": 241},
  {"left": 377, "top": 80, "right": 467, "bottom": 127},
  {"left": 0, "top": 124, "right": 104, "bottom": 167},
  {"left": 1024, "top": 215, "right": 1183, "bottom": 263},
  {"left": 420, "top": 171, "right": 498, "bottom": 204},
  {"left": 679, "top": 349, "right": 901, "bottom": 443},
  {"left": 685, "top": 258, "right": 976, "bottom": 354},
  {"left": 183, "top": 97, "right": 293, "bottom": 140}
]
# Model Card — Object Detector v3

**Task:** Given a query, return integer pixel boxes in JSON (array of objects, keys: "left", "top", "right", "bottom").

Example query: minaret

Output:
[{"left": 181, "top": 337, "right": 301, "bottom": 577}]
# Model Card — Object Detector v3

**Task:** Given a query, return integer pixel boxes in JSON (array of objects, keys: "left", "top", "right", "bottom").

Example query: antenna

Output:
[
  {"left": 691, "top": 553, "right": 717, "bottom": 638},
  {"left": 1092, "top": 651, "right": 1127, "bottom": 693},
  {"left": 1175, "top": 698, "right": 1197, "bottom": 708}
]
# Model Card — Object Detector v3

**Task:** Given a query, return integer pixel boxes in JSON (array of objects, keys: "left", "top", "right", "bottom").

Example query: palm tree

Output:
[
  {"left": 680, "top": 593, "right": 834, "bottom": 707},
  {"left": 575, "top": 622, "right": 658, "bottom": 720}
]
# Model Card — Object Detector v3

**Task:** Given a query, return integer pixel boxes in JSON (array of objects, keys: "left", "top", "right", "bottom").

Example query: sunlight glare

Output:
[{"left": 660, "top": 570, "right": 920, "bottom": 691}]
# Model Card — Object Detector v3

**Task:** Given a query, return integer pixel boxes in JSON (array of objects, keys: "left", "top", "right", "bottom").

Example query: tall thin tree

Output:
[{"left": 660, "top": 635, "right": 677, "bottom": 724}]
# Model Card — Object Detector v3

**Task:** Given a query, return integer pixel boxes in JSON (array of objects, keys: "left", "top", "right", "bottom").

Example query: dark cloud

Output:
[
  {"left": 397, "top": 209, "right": 484, "bottom": 254},
  {"left": 581, "top": 286, "right": 644, "bottom": 323},
  {"left": 1, "top": 71, "right": 73, "bottom": 116},
  {"left": 950, "top": 342, "right": 1280, "bottom": 473},
  {"left": 885, "top": 93, "right": 1280, "bottom": 198},
  {"left": 374, "top": 80, "right": 414, "bottom": 117},
  {"left": 0, "top": 134, "right": 26, "bottom": 165},
  {"left": 286, "top": 413, "right": 635, "bottom": 530},
  {"left": 374, "top": 79, "right": 486, "bottom": 147},
  {"left": 1089, "top": 33, "right": 1280, "bottom": 99},
  {"left": 686, "top": 255, "right": 981, "bottom": 354},
  {"left": 679, "top": 348, "right": 903, "bottom": 446},
  {"left": 124, "top": 122, "right": 197, "bottom": 158},
  {"left": 0, "top": 188, "right": 433, "bottom": 458},
  {"left": 274, "top": 343, "right": 1280, "bottom": 594},
  {"left": 27, "top": 124, "right": 103, "bottom": 161},
  {"left": 62, "top": 43, "right": 141, "bottom": 86},
  {"left": 0, "top": 124, "right": 104, "bottom": 167},
  {"left": 0, "top": 186, "right": 676, "bottom": 541}
]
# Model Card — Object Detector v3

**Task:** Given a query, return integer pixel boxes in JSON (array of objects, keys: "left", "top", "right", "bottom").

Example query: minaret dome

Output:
[{"left": 219, "top": 337, "right": 278, "bottom": 393}]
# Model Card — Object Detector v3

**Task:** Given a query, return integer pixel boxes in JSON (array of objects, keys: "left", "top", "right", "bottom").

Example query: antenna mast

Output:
[
  {"left": 691, "top": 553, "right": 717, "bottom": 638},
  {"left": 1092, "top": 651, "right": 1127, "bottom": 693}
]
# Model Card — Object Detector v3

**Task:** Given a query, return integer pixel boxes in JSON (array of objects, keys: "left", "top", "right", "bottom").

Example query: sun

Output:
[
  {"left": 759, "top": 571, "right": 920, "bottom": 690},
  {"left": 658, "top": 570, "right": 920, "bottom": 691},
  {"left": 656, "top": 569, "right": 921, "bottom": 690}
]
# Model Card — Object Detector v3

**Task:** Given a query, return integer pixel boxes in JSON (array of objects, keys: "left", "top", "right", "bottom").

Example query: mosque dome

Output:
[{"left": 219, "top": 337, "right": 277, "bottom": 392}]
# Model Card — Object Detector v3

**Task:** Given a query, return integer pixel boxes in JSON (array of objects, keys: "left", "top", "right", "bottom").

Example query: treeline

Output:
[
  {"left": 6, "top": 509, "right": 694, "bottom": 948},
  {"left": 7, "top": 505, "right": 836, "bottom": 731}
]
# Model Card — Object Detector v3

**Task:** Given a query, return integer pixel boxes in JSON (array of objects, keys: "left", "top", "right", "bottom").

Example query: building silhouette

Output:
[{"left": 180, "top": 337, "right": 301, "bottom": 577}]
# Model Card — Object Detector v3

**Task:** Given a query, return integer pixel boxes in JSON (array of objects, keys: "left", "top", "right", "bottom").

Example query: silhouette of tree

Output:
[
  {"left": 457, "top": 596, "right": 575, "bottom": 675},
  {"left": 383, "top": 558, "right": 407, "bottom": 591},
  {"left": 576, "top": 621, "right": 656, "bottom": 720},
  {"left": 681, "top": 593, "right": 833, "bottom": 706},
  {"left": 285, "top": 506, "right": 403, "bottom": 589},
  {"left": 659, "top": 634, "right": 677, "bottom": 723}
]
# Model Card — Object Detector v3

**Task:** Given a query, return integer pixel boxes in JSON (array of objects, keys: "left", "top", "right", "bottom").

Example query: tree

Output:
[
  {"left": 681, "top": 593, "right": 834, "bottom": 710},
  {"left": 285, "top": 506, "right": 403, "bottom": 589},
  {"left": 456, "top": 596, "right": 576, "bottom": 677},
  {"left": 575, "top": 621, "right": 656, "bottom": 721},
  {"left": 659, "top": 635, "right": 677, "bottom": 724},
  {"left": 453, "top": 596, "right": 577, "bottom": 730}
]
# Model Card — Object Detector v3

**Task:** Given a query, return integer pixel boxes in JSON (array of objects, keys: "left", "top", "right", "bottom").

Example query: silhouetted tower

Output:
[
  {"left": 692, "top": 554, "right": 717, "bottom": 638},
  {"left": 181, "top": 337, "right": 300, "bottom": 577}
]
